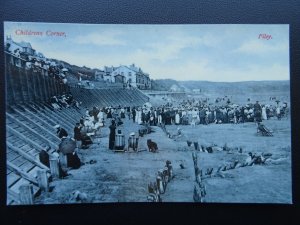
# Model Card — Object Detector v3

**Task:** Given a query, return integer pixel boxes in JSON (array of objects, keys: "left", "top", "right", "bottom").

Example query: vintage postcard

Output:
[{"left": 4, "top": 22, "right": 291, "bottom": 204}]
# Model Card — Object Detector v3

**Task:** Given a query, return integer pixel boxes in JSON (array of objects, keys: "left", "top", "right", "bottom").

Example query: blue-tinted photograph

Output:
[{"left": 4, "top": 22, "right": 291, "bottom": 204}]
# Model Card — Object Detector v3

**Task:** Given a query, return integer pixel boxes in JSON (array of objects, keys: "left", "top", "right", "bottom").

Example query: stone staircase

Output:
[
  {"left": 6, "top": 103, "right": 84, "bottom": 205},
  {"left": 5, "top": 53, "right": 149, "bottom": 205},
  {"left": 70, "top": 87, "right": 149, "bottom": 108}
]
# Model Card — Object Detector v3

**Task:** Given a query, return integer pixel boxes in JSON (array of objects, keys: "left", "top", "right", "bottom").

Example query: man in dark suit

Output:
[
  {"left": 55, "top": 124, "right": 68, "bottom": 139},
  {"left": 109, "top": 120, "right": 116, "bottom": 150},
  {"left": 254, "top": 101, "right": 262, "bottom": 122}
]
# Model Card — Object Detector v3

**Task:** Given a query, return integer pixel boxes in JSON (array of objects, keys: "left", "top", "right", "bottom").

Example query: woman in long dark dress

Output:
[
  {"left": 109, "top": 120, "right": 116, "bottom": 150},
  {"left": 74, "top": 123, "right": 82, "bottom": 148}
]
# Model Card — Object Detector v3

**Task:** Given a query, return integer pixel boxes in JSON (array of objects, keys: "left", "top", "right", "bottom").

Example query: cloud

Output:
[
  {"left": 146, "top": 59, "right": 289, "bottom": 82},
  {"left": 129, "top": 34, "right": 214, "bottom": 63},
  {"left": 213, "top": 63, "right": 289, "bottom": 82},
  {"left": 148, "top": 60, "right": 209, "bottom": 80},
  {"left": 15, "top": 23, "right": 288, "bottom": 82},
  {"left": 234, "top": 39, "right": 288, "bottom": 54},
  {"left": 44, "top": 47, "right": 289, "bottom": 82},
  {"left": 73, "top": 30, "right": 125, "bottom": 46}
]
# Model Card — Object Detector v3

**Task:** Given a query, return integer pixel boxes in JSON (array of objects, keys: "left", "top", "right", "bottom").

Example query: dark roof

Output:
[
  {"left": 18, "top": 41, "right": 32, "bottom": 49},
  {"left": 114, "top": 73, "right": 125, "bottom": 77},
  {"left": 104, "top": 66, "right": 115, "bottom": 73}
]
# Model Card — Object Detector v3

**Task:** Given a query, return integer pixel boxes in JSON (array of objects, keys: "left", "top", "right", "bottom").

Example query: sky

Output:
[{"left": 4, "top": 22, "right": 289, "bottom": 82}]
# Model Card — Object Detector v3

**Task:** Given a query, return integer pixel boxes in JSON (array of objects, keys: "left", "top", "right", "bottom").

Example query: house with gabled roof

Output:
[
  {"left": 103, "top": 66, "right": 117, "bottom": 82},
  {"left": 110, "top": 64, "right": 151, "bottom": 89},
  {"left": 18, "top": 41, "right": 35, "bottom": 55},
  {"left": 5, "top": 36, "right": 36, "bottom": 56},
  {"left": 94, "top": 69, "right": 105, "bottom": 81}
]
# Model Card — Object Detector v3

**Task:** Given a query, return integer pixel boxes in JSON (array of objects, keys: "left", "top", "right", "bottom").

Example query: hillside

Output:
[
  {"left": 151, "top": 79, "right": 290, "bottom": 94},
  {"left": 179, "top": 80, "right": 290, "bottom": 94},
  {"left": 151, "top": 79, "right": 184, "bottom": 91},
  {"left": 51, "top": 59, "right": 96, "bottom": 80}
]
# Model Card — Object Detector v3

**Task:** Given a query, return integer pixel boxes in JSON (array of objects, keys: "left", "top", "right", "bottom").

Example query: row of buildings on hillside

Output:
[
  {"left": 5, "top": 36, "right": 47, "bottom": 60},
  {"left": 5, "top": 36, "right": 36, "bottom": 57},
  {"left": 94, "top": 64, "right": 151, "bottom": 90},
  {"left": 5, "top": 36, "right": 152, "bottom": 90}
]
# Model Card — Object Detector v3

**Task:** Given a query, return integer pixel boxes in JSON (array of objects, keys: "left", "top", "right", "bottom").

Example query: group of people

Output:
[
  {"left": 83, "top": 106, "right": 123, "bottom": 150},
  {"left": 80, "top": 97, "right": 289, "bottom": 133},
  {"left": 52, "top": 124, "right": 81, "bottom": 170},
  {"left": 49, "top": 93, "right": 81, "bottom": 110},
  {"left": 22, "top": 54, "right": 69, "bottom": 85},
  {"left": 6, "top": 42, "right": 69, "bottom": 86},
  {"left": 47, "top": 94, "right": 288, "bottom": 173},
  {"left": 52, "top": 94, "right": 289, "bottom": 154},
  {"left": 121, "top": 99, "right": 289, "bottom": 126}
]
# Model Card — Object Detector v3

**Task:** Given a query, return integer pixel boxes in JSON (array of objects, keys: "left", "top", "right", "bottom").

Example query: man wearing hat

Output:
[
  {"left": 254, "top": 101, "right": 262, "bottom": 122},
  {"left": 108, "top": 120, "right": 116, "bottom": 150},
  {"left": 55, "top": 124, "right": 68, "bottom": 139}
]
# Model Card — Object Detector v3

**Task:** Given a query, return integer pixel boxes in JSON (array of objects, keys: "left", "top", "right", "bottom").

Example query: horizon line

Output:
[{"left": 151, "top": 79, "right": 290, "bottom": 83}]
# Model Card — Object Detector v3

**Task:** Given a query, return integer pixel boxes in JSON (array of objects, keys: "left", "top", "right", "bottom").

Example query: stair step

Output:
[{"left": 7, "top": 168, "right": 22, "bottom": 188}]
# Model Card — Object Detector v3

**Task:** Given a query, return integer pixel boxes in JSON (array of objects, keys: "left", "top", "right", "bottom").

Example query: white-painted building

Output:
[
  {"left": 105, "top": 64, "right": 151, "bottom": 89},
  {"left": 103, "top": 66, "right": 116, "bottom": 82},
  {"left": 95, "top": 70, "right": 105, "bottom": 81},
  {"left": 111, "top": 65, "right": 136, "bottom": 85},
  {"left": 5, "top": 36, "right": 36, "bottom": 56}
]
